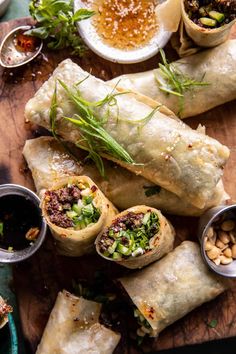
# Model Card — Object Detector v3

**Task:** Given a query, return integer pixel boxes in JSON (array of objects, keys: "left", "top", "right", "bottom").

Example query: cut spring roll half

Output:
[
  {"left": 41, "top": 176, "right": 117, "bottom": 256},
  {"left": 23, "top": 137, "right": 228, "bottom": 216},
  {"left": 95, "top": 206, "right": 175, "bottom": 269},
  {"left": 0, "top": 296, "right": 12, "bottom": 329},
  {"left": 36, "top": 290, "right": 121, "bottom": 354},
  {"left": 24, "top": 59, "right": 229, "bottom": 209},
  {"left": 120, "top": 241, "right": 228, "bottom": 337},
  {"left": 182, "top": 0, "right": 236, "bottom": 47},
  {"left": 109, "top": 40, "right": 236, "bottom": 118}
]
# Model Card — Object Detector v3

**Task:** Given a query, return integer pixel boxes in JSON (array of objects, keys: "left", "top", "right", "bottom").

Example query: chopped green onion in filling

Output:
[
  {"left": 98, "top": 211, "right": 159, "bottom": 259},
  {"left": 184, "top": 0, "right": 236, "bottom": 28},
  {"left": 45, "top": 182, "right": 100, "bottom": 230}
]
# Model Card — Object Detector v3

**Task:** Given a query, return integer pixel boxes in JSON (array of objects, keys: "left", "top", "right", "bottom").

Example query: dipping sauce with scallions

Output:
[{"left": 0, "top": 195, "right": 42, "bottom": 251}]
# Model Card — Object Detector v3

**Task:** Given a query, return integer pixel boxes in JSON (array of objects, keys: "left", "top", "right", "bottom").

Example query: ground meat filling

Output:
[
  {"left": 185, "top": 0, "right": 236, "bottom": 28},
  {"left": 98, "top": 211, "right": 160, "bottom": 260},
  {"left": 44, "top": 183, "right": 101, "bottom": 230}
]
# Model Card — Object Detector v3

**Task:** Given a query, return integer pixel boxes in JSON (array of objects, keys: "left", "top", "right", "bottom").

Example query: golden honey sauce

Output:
[{"left": 90, "top": 0, "right": 159, "bottom": 49}]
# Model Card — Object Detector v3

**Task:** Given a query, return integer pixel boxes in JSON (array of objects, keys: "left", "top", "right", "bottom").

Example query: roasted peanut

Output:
[
  {"left": 25, "top": 227, "right": 40, "bottom": 241},
  {"left": 215, "top": 239, "right": 227, "bottom": 249},
  {"left": 223, "top": 248, "right": 232, "bottom": 258},
  {"left": 232, "top": 244, "right": 236, "bottom": 259},
  {"left": 218, "top": 231, "right": 230, "bottom": 244},
  {"left": 229, "top": 231, "right": 236, "bottom": 244},
  {"left": 221, "top": 220, "right": 235, "bottom": 232},
  {"left": 206, "top": 246, "right": 221, "bottom": 260},
  {"left": 213, "top": 258, "right": 221, "bottom": 266},
  {"left": 219, "top": 255, "right": 233, "bottom": 265},
  {"left": 206, "top": 226, "right": 214, "bottom": 238},
  {"left": 205, "top": 241, "right": 214, "bottom": 251},
  {"left": 207, "top": 230, "right": 217, "bottom": 245}
]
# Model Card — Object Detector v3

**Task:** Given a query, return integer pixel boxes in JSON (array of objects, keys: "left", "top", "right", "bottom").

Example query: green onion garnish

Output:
[{"left": 156, "top": 49, "right": 209, "bottom": 116}]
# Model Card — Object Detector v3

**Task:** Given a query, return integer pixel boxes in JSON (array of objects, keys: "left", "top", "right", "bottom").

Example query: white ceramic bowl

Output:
[
  {"left": 0, "top": 0, "right": 11, "bottom": 18},
  {"left": 74, "top": 0, "right": 171, "bottom": 64}
]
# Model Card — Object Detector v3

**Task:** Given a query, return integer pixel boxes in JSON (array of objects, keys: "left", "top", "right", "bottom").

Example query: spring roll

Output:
[
  {"left": 95, "top": 206, "right": 175, "bottom": 269},
  {"left": 0, "top": 296, "right": 12, "bottom": 329},
  {"left": 23, "top": 137, "right": 228, "bottom": 217},
  {"left": 41, "top": 176, "right": 117, "bottom": 256},
  {"left": 119, "top": 241, "right": 228, "bottom": 337},
  {"left": 181, "top": 0, "right": 236, "bottom": 48},
  {"left": 36, "top": 290, "right": 121, "bottom": 354},
  {"left": 24, "top": 59, "right": 229, "bottom": 209},
  {"left": 109, "top": 39, "right": 236, "bottom": 119}
]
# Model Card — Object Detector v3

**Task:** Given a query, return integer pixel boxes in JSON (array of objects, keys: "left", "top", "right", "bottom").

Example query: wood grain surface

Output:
[{"left": 1, "top": 17, "right": 236, "bottom": 354}]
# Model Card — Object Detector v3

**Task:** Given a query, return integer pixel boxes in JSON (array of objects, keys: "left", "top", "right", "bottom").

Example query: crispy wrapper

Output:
[
  {"left": 120, "top": 241, "right": 228, "bottom": 337},
  {"left": 36, "top": 290, "right": 121, "bottom": 354},
  {"left": 41, "top": 176, "right": 117, "bottom": 257},
  {"left": 24, "top": 59, "right": 229, "bottom": 209},
  {"left": 181, "top": 0, "right": 236, "bottom": 48},
  {"left": 95, "top": 205, "right": 175, "bottom": 269},
  {"left": 109, "top": 40, "right": 236, "bottom": 118},
  {"left": 23, "top": 137, "right": 228, "bottom": 217}
]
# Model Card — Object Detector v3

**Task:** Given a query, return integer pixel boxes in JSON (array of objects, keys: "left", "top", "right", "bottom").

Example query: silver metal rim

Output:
[
  {"left": 0, "top": 184, "right": 47, "bottom": 263},
  {"left": 198, "top": 204, "right": 236, "bottom": 278},
  {"left": 0, "top": 26, "right": 43, "bottom": 69}
]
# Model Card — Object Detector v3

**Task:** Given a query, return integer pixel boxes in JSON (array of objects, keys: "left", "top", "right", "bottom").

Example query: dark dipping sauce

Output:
[{"left": 0, "top": 195, "right": 42, "bottom": 251}]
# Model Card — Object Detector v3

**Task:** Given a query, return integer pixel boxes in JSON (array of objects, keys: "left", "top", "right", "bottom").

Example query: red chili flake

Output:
[
  {"left": 91, "top": 185, "right": 98, "bottom": 193},
  {"left": 146, "top": 306, "right": 155, "bottom": 320},
  {"left": 15, "top": 33, "right": 39, "bottom": 52}
]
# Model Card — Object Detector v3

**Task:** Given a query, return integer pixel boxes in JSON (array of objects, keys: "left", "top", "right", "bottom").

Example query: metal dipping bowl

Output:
[
  {"left": 0, "top": 25, "right": 43, "bottom": 68},
  {"left": 198, "top": 204, "right": 236, "bottom": 278},
  {"left": 0, "top": 184, "right": 47, "bottom": 263}
]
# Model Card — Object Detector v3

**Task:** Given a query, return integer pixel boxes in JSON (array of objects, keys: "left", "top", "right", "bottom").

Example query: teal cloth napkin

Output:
[{"left": 0, "top": 0, "right": 29, "bottom": 22}]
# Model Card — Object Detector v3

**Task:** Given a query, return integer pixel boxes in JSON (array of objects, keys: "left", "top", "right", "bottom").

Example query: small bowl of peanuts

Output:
[{"left": 198, "top": 204, "right": 236, "bottom": 278}]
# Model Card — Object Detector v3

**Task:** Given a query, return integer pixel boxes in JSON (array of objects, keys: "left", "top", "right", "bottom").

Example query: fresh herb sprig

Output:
[
  {"left": 156, "top": 49, "right": 209, "bottom": 115},
  {"left": 58, "top": 80, "right": 135, "bottom": 176},
  {"left": 26, "top": 0, "right": 95, "bottom": 55}
]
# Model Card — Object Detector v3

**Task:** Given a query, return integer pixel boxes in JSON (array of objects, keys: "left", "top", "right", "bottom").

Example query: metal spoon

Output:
[{"left": 0, "top": 25, "right": 43, "bottom": 68}]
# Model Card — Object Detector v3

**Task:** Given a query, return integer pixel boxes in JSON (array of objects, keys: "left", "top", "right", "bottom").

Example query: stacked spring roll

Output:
[
  {"left": 109, "top": 40, "right": 236, "bottom": 118},
  {"left": 36, "top": 290, "right": 121, "bottom": 354},
  {"left": 181, "top": 0, "right": 236, "bottom": 47},
  {"left": 25, "top": 59, "right": 229, "bottom": 210},
  {"left": 95, "top": 206, "right": 175, "bottom": 269},
  {"left": 156, "top": 0, "right": 236, "bottom": 49},
  {"left": 0, "top": 296, "right": 12, "bottom": 329},
  {"left": 40, "top": 176, "right": 117, "bottom": 257},
  {"left": 120, "top": 241, "right": 228, "bottom": 337},
  {"left": 23, "top": 137, "right": 227, "bottom": 217}
]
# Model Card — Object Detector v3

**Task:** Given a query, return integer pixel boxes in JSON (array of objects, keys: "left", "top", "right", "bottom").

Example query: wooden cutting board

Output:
[{"left": 1, "top": 17, "right": 236, "bottom": 354}]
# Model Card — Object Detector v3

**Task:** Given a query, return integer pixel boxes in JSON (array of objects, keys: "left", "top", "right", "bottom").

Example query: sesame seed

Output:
[{"left": 92, "top": 0, "right": 158, "bottom": 49}]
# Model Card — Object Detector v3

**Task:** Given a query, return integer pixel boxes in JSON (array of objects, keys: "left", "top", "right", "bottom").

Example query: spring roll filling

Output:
[
  {"left": 0, "top": 299, "right": 12, "bottom": 326},
  {"left": 98, "top": 211, "right": 160, "bottom": 260},
  {"left": 134, "top": 308, "right": 152, "bottom": 337},
  {"left": 44, "top": 182, "right": 101, "bottom": 230},
  {"left": 185, "top": 0, "right": 236, "bottom": 28}
]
